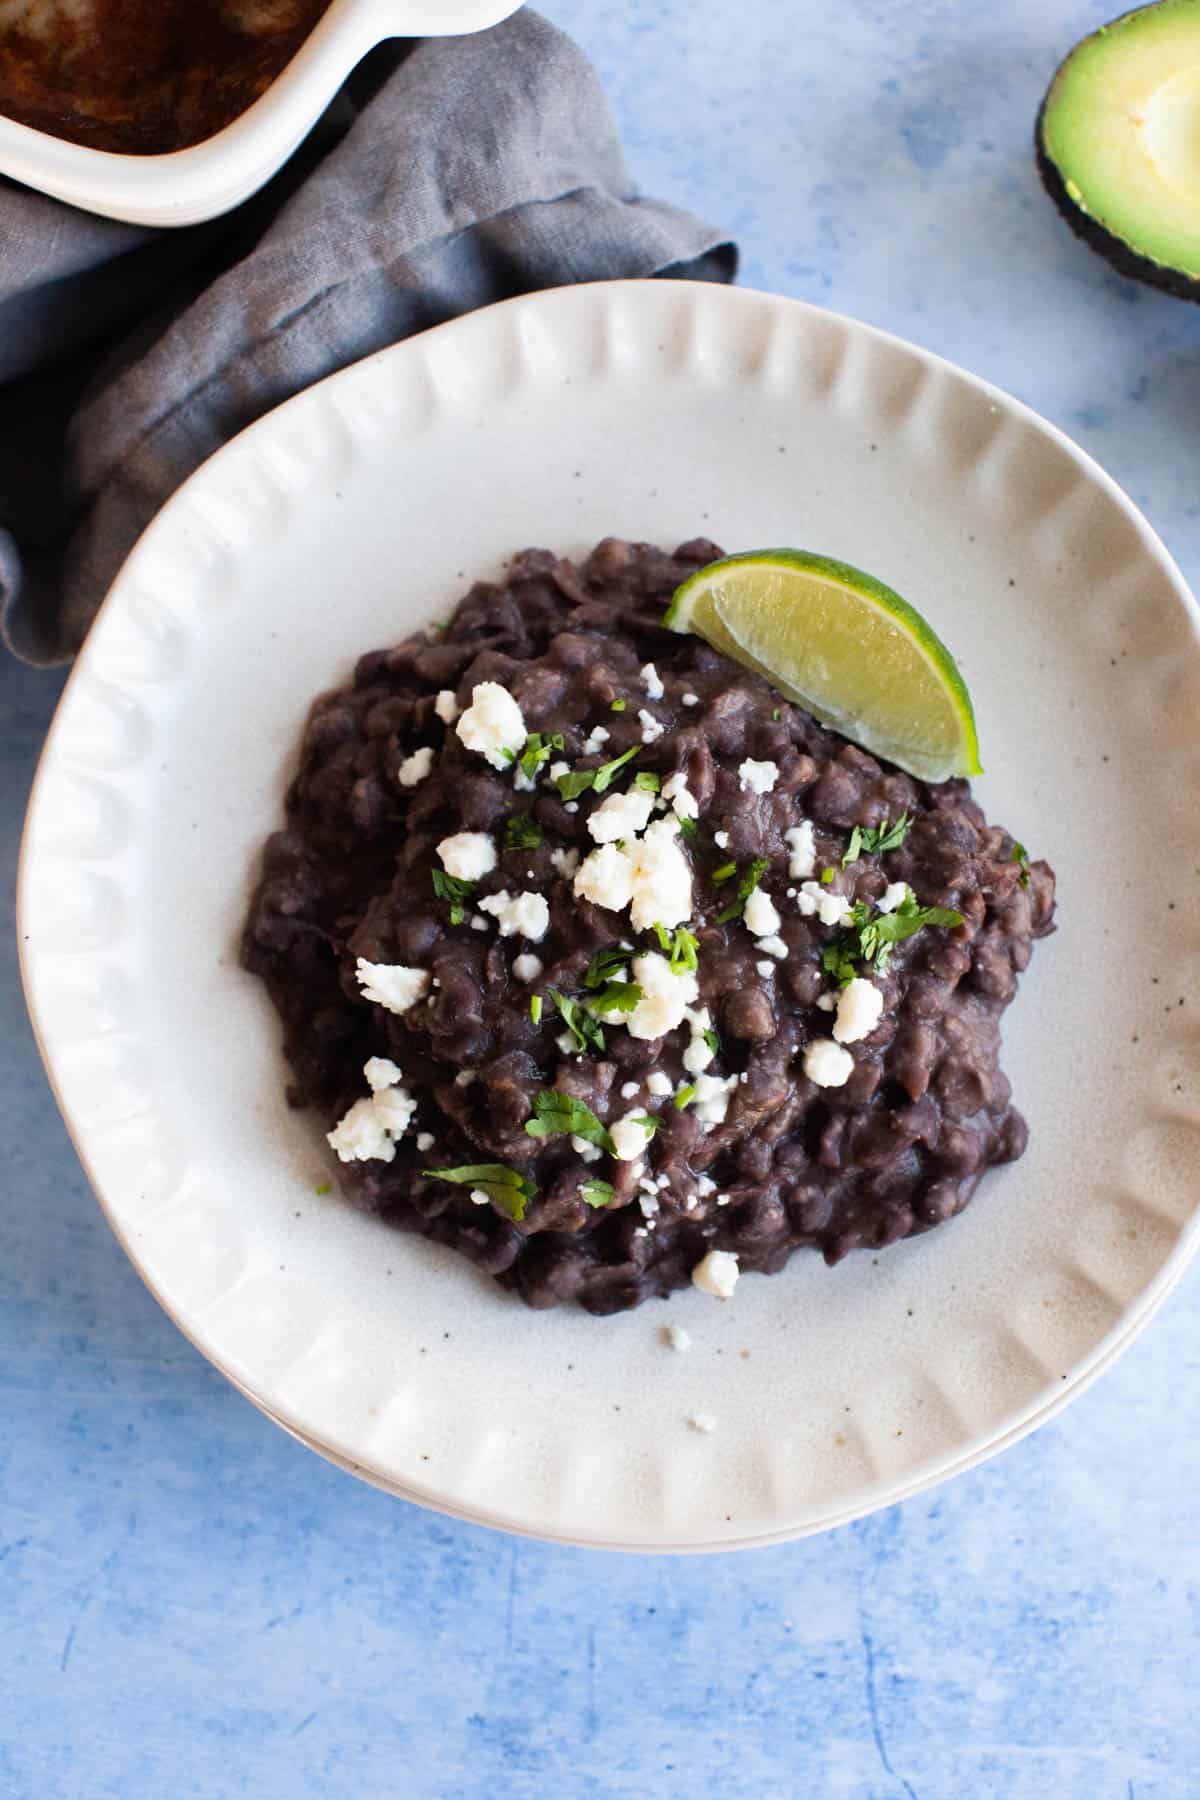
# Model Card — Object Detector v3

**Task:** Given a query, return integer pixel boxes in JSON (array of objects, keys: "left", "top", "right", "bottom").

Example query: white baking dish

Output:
[{"left": 0, "top": 0, "right": 524, "bottom": 227}]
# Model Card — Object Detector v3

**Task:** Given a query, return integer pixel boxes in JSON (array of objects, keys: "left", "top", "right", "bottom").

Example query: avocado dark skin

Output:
[{"left": 1035, "top": 95, "right": 1200, "bottom": 303}]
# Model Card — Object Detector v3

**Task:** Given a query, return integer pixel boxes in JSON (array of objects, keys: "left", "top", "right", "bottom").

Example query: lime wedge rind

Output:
[{"left": 666, "top": 548, "right": 982, "bottom": 785}]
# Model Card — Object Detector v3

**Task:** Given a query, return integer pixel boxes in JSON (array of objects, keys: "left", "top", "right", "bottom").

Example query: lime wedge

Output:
[{"left": 665, "top": 549, "right": 981, "bottom": 784}]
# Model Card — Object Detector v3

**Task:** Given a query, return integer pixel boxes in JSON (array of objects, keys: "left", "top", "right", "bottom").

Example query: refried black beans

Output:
[{"left": 242, "top": 538, "right": 1056, "bottom": 1314}]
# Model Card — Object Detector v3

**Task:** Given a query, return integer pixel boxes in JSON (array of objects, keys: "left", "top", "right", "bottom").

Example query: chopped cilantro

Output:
[
  {"left": 634, "top": 771, "right": 661, "bottom": 794},
  {"left": 677, "top": 815, "right": 699, "bottom": 842},
  {"left": 431, "top": 868, "right": 474, "bottom": 925},
  {"left": 592, "top": 745, "right": 641, "bottom": 795},
  {"left": 590, "top": 981, "right": 643, "bottom": 1016},
  {"left": 585, "top": 945, "right": 635, "bottom": 989},
  {"left": 314, "top": 1180, "right": 331, "bottom": 1196},
  {"left": 823, "top": 891, "right": 963, "bottom": 982},
  {"left": 631, "top": 1113, "right": 659, "bottom": 1137},
  {"left": 503, "top": 813, "right": 543, "bottom": 852},
  {"left": 716, "top": 856, "right": 770, "bottom": 925},
  {"left": 1011, "top": 840, "right": 1031, "bottom": 889},
  {"left": 772, "top": 708, "right": 781, "bottom": 721},
  {"left": 549, "top": 987, "right": 606, "bottom": 1054},
  {"left": 580, "top": 1177, "right": 615, "bottom": 1207},
  {"left": 712, "top": 861, "right": 737, "bottom": 884},
  {"left": 703, "top": 1025, "right": 720, "bottom": 1056},
  {"left": 554, "top": 769, "right": 597, "bottom": 802},
  {"left": 422, "top": 1162, "right": 537, "bottom": 1223},
  {"left": 674, "top": 1085, "right": 697, "bottom": 1109},
  {"left": 526, "top": 1091, "right": 616, "bottom": 1155},
  {"left": 530, "top": 994, "right": 543, "bottom": 1025},
  {"left": 518, "top": 732, "right": 565, "bottom": 782},
  {"left": 610, "top": 698, "right": 627, "bottom": 713},
  {"left": 653, "top": 923, "right": 699, "bottom": 973},
  {"left": 843, "top": 813, "right": 912, "bottom": 866},
  {"left": 820, "top": 866, "right": 836, "bottom": 885}
]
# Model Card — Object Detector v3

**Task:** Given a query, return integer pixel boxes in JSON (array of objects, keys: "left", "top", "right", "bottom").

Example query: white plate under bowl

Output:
[
  {"left": 19, "top": 281, "right": 1200, "bottom": 1551},
  {"left": 0, "top": 0, "right": 523, "bottom": 227}
]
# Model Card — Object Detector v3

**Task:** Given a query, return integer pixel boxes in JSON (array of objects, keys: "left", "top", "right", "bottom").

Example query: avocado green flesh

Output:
[{"left": 1041, "top": 0, "right": 1200, "bottom": 279}]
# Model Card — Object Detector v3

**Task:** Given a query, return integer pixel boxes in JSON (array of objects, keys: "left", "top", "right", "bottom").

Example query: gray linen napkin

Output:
[{"left": 0, "top": 9, "right": 735, "bottom": 664}]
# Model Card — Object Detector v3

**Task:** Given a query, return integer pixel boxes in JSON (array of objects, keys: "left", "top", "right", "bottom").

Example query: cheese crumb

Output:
[
  {"left": 512, "top": 952, "right": 543, "bottom": 983},
  {"left": 437, "top": 831, "right": 497, "bottom": 881},
  {"left": 479, "top": 889, "right": 550, "bottom": 941},
  {"left": 784, "top": 821, "right": 817, "bottom": 879},
  {"left": 455, "top": 681, "right": 526, "bottom": 769},
  {"left": 682, "top": 692, "right": 700, "bottom": 707},
  {"left": 588, "top": 786, "right": 657, "bottom": 844},
  {"left": 664, "top": 1324, "right": 692, "bottom": 1351},
  {"left": 639, "top": 709, "right": 665, "bottom": 744},
  {"left": 620, "top": 951, "right": 699, "bottom": 1039},
  {"left": 756, "top": 960, "right": 774, "bottom": 978},
  {"left": 356, "top": 959, "right": 430, "bottom": 1015},
  {"left": 692, "top": 1070, "right": 737, "bottom": 1127},
  {"left": 434, "top": 689, "right": 459, "bottom": 724},
  {"left": 327, "top": 1060, "right": 416, "bottom": 1163},
  {"left": 739, "top": 758, "right": 779, "bottom": 795},
  {"left": 620, "top": 1080, "right": 641, "bottom": 1100},
  {"left": 647, "top": 1071, "right": 673, "bottom": 1097},
  {"left": 833, "top": 976, "right": 884, "bottom": 1044},
  {"left": 691, "top": 1248, "right": 739, "bottom": 1299},
  {"left": 572, "top": 1134, "right": 603, "bottom": 1164},
  {"left": 641, "top": 662, "right": 665, "bottom": 700},
  {"left": 815, "top": 991, "right": 837, "bottom": 1012},
  {"left": 574, "top": 842, "right": 636, "bottom": 913},
  {"left": 682, "top": 1007, "right": 715, "bottom": 1074},
  {"left": 688, "top": 1412, "right": 717, "bottom": 1433},
  {"left": 629, "top": 816, "right": 692, "bottom": 931},
  {"left": 416, "top": 1131, "right": 435, "bottom": 1153},
  {"left": 757, "top": 934, "right": 788, "bottom": 960},
  {"left": 743, "top": 887, "right": 782, "bottom": 937},
  {"left": 661, "top": 771, "right": 699, "bottom": 820},
  {"left": 803, "top": 1038, "right": 855, "bottom": 1088},
  {"left": 550, "top": 846, "right": 581, "bottom": 880},
  {"left": 583, "top": 725, "right": 611, "bottom": 756},
  {"left": 876, "top": 881, "right": 911, "bottom": 915},
  {"left": 714, "top": 830, "right": 730, "bottom": 849},
  {"left": 364, "top": 1056, "right": 404, "bottom": 1091},
  {"left": 398, "top": 745, "right": 434, "bottom": 788},
  {"left": 611, "top": 1113, "right": 652, "bottom": 1162},
  {"left": 797, "top": 881, "right": 853, "bottom": 927}
]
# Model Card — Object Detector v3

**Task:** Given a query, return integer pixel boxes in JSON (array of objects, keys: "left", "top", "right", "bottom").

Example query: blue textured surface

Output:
[{"left": 3, "top": 2, "right": 1199, "bottom": 1795}]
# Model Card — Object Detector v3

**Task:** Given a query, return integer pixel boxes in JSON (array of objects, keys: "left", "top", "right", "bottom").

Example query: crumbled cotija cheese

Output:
[
  {"left": 479, "top": 889, "right": 550, "bottom": 941},
  {"left": 797, "top": 881, "right": 853, "bottom": 927},
  {"left": 833, "top": 977, "right": 884, "bottom": 1045},
  {"left": 434, "top": 689, "right": 459, "bottom": 724},
  {"left": 618, "top": 952, "right": 699, "bottom": 1039},
  {"left": 876, "top": 881, "right": 911, "bottom": 914},
  {"left": 803, "top": 1038, "right": 854, "bottom": 1087},
  {"left": 743, "top": 887, "right": 782, "bottom": 937},
  {"left": 691, "top": 1249, "right": 739, "bottom": 1299},
  {"left": 397, "top": 745, "right": 434, "bottom": 787},
  {"left": 588, "top": 786, "right": 657, "bottom": 844},
  {"left": 437, "top": 831, "right": 497, "bottom": 881},
  {"left": 512, "top": 953, "right": 544, "bottom": 983},
  {"left": 641, "top": 663, "right": 665, "bottom": 700},
  {"left": 738, "top": 758, "right": 779, "bottom": 794},
  {"left": 455, "top": 681, "right": 526, "bottom": 769},
  {"left": 355, "top": 959, "right": 431, "bottom": 1014},
  {"left": 784, "top": 821, "right": 816, "bottom": 879}
]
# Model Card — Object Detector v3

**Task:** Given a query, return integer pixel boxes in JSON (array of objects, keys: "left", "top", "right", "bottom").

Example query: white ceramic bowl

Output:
[
  {"left": 0, "top": 0, "right": 524, "bottom": 227},
  {"left": 19, "top": 282, "right": 1200, "bottom": 1550}
]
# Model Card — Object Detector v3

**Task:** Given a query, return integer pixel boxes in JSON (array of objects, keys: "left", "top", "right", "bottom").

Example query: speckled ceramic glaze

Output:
[{"left": 19, "top": 280, "right": 1200, "bottom": 1550}]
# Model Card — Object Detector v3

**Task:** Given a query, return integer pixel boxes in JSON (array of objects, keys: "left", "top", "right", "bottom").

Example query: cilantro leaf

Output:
[
  {"left": 554, "top": 769, "right": 597, "bottom": 802},
  {"left": 819, "top": 866, "right": 835, "bottom": 885},
  {"left": 631, "top": 1113, "right": 659, "bottom": 1137},
  {"left": 674, "top": 1084, "right": 697, "bottom": 1110},
  {"left": 652, "top": 923, "right": 699, "bottom": 973},
  {"left": 314, "top": 1181, "right": 332, "bottom": 1195},
  {"left": 503, "top": 813, "right": 543, "bottom": 852},
  {"left": 716, "top": 856, "right": 770, "bottom": 925},
  {"left": 431, "top": 868, "right": 474, "bottom": 925},
  {"left": 633, "top": 771, "right": 661, "bottom": 794},
  {"left": 530, "top": 994, "right": 543, "bottom": 1025},
  {"left": 590, "top": 981, "right": 643, "bottom": 1016},
  {"left": 580, "top": 1177, "right": 615, "bottom": 1207},
  {"left": 711, "top": 861, "right": 737, "bottom": 884},
  {"left": 824, "top": 891, "right": 963, "bottom": 981},
  {"left": 1011, "top": 840, "right": 1031, "bottom": 889},
  {"left": 677, "top": 815, "right": 699, "bottom": 842},
  {"left": 821, "top": 941, "right": 859, "bottom": 988},
  {"left": 518, "top": 732, "right": 565, "bottom": 782},
  {"left": 422, "top": 1162, "right": 538, "bottom": 1223},
  {"left": 585, "top": 945, "right": 635, "bottom": 989},
  {"left": 526, "top": 1091, "right": 616, "bottom": 1156},
  {"left": 610, "top": 698, "right": 626, "bottom": 713},
  {"left": 703, "top": 1025, "right": 720, "bottom": 1056},
  {"left": 548, "top": 987, "right": 606, "bottom": 1055},
  {"left": 843, "top": 813, "right": 912, "bottom": 866},
  {"left": 591, "top": 745, "right": 641, "bottom": 795}
]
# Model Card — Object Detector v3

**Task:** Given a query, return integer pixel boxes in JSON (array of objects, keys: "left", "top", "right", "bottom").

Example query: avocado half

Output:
[{"left": 1036, "top": 0, "right": 1200, "bottom": 300}]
